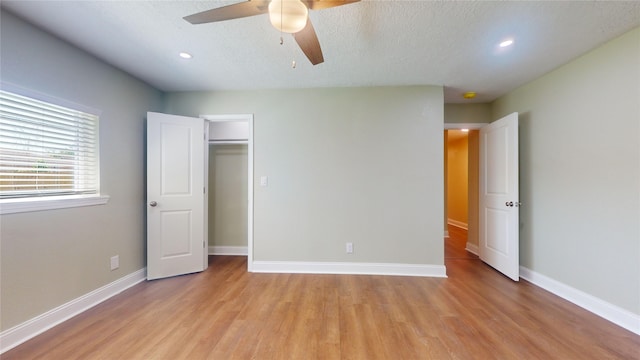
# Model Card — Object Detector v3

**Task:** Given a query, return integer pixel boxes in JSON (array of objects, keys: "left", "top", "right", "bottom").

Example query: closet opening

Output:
[
  {"left": 204, "top": 115, "right": 253, "bottom": 266},
  {"left": 208, "top": 142, "right": 248, "bottom": 256}
]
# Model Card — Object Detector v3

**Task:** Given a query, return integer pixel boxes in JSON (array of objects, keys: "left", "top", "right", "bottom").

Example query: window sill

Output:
[{"left": 0, "top": 195, "right": 110, "bottom": 215}]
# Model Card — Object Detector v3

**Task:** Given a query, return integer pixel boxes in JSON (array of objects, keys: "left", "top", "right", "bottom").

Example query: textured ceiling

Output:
[{"left": 2, "top": 0, "right": 640, "bottom": 103}]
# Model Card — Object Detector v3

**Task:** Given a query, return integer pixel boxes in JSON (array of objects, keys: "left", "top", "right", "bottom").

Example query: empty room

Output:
[{"left": 1, "top": 1, "right": 639, "bottom": 359}]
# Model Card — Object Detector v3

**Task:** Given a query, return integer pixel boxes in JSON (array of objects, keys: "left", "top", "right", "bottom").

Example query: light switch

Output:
[{"left": 260, "top": 176, "right": 268, "bottom": 187}]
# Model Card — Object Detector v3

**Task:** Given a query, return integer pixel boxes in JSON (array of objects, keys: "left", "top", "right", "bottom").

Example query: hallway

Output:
[{"left": 445, "top": 224, "right": 478, "bottom": 261}]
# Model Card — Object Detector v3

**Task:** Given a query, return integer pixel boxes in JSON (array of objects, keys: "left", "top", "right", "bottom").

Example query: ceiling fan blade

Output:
[
  {"left": 293, "top": 19, "right": 324, "bottom": 65},
  {"left": 184, "top": 0, "right": 270, "bottom": 24},
  {"left": 304, "top": 0, "right": 360, "bottom": 11}
]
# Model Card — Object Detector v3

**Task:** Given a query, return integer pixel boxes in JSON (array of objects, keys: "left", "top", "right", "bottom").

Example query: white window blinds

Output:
[{"left": 0, "top": 90, "right": 99, "bottom": 199}]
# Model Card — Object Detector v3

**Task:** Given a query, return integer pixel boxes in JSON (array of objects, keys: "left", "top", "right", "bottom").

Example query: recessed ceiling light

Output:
[
  {"left": 499, "top": 39, "right": 514, "bottom": 48},
  {"left": 179, "top": 52, "right": 193, "bottom": 59},
  {"left": 461, "top": 129, "right": 469, "bottom": 132}
]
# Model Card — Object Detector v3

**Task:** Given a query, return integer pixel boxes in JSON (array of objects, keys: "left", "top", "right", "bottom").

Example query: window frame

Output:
[{"left": 0, "top": 83, "right": 109, "bottom": 214}]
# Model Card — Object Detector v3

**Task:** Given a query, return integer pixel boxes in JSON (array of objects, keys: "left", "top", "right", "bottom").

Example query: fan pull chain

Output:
[
  {"left": 279, "top": 3, "right": 283, "bottom": 45},
  {"left": 290, "top": 34, "right": 297, "bottom": 69},
  {"left": 277, "top": 0, "right": 295, "bottom": 69}
]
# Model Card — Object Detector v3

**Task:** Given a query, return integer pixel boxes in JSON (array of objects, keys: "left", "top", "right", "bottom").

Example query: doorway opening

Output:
[
  {"left": 444, "top": 115, "right": 520, "bottom": 280},
  {"left": 444, "top": 124, "right": 484, "bottom": 261},
  {"left": 145, "top": 112, "right": 254, "bottom": 280},
  {"left": 208, "top": 143, "right": 248, "bottom": 256},
  {"left": 203, "top": 114, "right": 254, "bottom": 270}
]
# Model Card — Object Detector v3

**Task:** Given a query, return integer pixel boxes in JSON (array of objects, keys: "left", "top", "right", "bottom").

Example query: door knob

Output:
[
  {"left": 149, "top": 201, "right": 157, "bottom": 207},
  {"left": 505, "top": 201, "right": 514, "bottom": 207}
]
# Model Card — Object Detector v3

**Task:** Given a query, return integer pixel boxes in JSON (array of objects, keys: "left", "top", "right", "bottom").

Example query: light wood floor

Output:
[{"left": 5, "top": 227, "right": 639, "bottom": 359}]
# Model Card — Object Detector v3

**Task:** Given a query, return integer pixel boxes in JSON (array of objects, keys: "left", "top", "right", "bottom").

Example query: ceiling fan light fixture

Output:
[{"left": 268, "top": 0, "right": 308, "bottom": 33}]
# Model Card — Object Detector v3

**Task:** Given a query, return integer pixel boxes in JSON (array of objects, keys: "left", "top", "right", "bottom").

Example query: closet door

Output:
[{"left": 147, "top": 112, "right": 207, "bottom": 280}]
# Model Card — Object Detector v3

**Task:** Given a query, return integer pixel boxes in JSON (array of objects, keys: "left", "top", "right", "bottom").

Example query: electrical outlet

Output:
[
  {"left": 346, "top": 242, "right": 353, "bottom": 254},
  {"left": 110, "top": 255, "right": 119, "bottom": 270}
]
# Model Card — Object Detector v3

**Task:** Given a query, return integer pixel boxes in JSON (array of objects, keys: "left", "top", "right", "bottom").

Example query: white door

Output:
[
  {"left": 479, "top": 112, "right": 519, "bottom": 281},
  {"left": 147, "top": 112, "right": 207, "bottom": 280}
]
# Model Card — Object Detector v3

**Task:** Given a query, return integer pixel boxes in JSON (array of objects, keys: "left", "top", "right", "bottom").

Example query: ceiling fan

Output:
[{"left": 183, "top": 0, "right": 360, "bottom": 66}]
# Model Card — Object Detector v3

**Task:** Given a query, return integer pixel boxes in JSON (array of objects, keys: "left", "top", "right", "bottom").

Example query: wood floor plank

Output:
[{"left": 4, "top": 228, "right": 639, "bottom": 359}]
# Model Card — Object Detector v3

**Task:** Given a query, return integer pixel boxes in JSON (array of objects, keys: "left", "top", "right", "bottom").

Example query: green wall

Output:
[
  {"left": 444, "top": 103, "right": 491, "bottom": 124},
  {"left": 165, "top": 86, "right": 445, "bottom": 265},
  {"left": 0, "top": 11, "right": 163, "bottom": 330},
  {"left": 492, "top": 27, "right": 640, "bottom": 314}
]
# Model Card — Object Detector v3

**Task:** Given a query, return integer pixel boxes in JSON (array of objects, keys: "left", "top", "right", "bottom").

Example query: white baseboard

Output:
[
  {"left": 208, "top": 246, "right": 248, "bottom": 256},
  {"left": 444, "top": 230, "right": 450, "bottom": 238},
  {"left": 447, "top": 219, "right": 468, "bottom": 230},
  {"left": 0, "top": 268, "right": 146, "bottom": 354},
  {"left": 519, "top": 266, "right": 640, "bottom": 335},
  {"left": 252, "top": 261, "right": 447, "bottom": 278},
  {"left": 465, "top": 242, "right": 479, "bottom": 255}
]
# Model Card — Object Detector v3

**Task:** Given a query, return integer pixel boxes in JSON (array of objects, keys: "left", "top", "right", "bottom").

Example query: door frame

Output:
[
  {"left": 444, "top": 123, "right": 487, "bottom": 130},
  {"left": 201, "top": 114, "right": 254, "bottom": 272}
]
